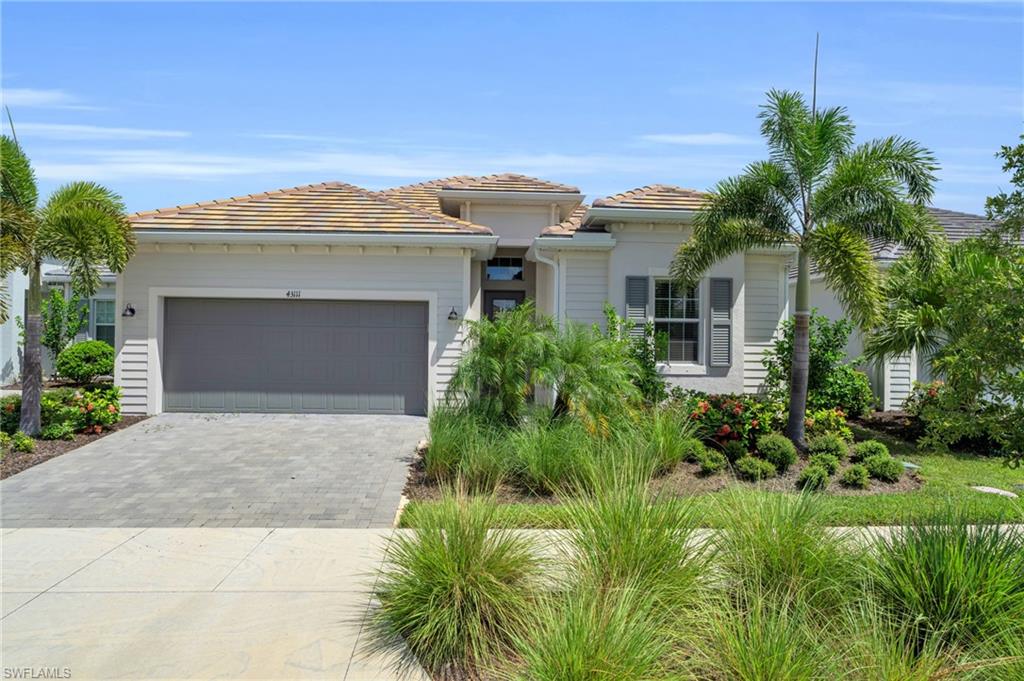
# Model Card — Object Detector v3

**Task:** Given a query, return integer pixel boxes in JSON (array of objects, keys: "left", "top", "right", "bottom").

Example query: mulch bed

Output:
[
  {"left": 403, "top": 451, "right": 922, "bottom": 504},
  {"left": 1, "top": 379, "right": 85, "bottom": 391},
  {"left": 853, "top": 411, "right": 922, "bottom": 442},
  {"left": 1, "top": 415, "right": 149, "bottom": 480}
]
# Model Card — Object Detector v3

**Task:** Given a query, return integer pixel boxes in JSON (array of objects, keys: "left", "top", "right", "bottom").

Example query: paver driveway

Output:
[{"left": 0, "top": 413, "right": 425, "bottom": 528}]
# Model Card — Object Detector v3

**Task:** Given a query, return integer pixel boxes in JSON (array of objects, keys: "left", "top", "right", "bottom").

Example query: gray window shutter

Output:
[
  {"left": 625, "top": 276, "right": 649, "bottom": 338},
  {"left": 709, "top": 278, "right": 732, "bottom": 367}
]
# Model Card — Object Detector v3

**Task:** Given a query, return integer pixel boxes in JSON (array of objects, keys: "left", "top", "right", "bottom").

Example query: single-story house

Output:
[
  {"left": 114, "top": 174, "right": 796, "bottom": 415},
  {"left": 790, "top": 208, "right": 1000, "bottom": 410}
]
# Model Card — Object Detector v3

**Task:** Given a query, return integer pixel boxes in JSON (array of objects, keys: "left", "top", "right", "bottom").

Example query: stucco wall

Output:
[{"left": 116, "top": 246, "right": 469, "bottom": 415}]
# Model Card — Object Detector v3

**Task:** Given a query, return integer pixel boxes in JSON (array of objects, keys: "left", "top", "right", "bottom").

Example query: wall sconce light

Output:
[
  {"left": 122, "top": 303, "right": 136, "bottom": 318},
  {"left": 448, "top": 306, "right": 459, "bottom": 321}
]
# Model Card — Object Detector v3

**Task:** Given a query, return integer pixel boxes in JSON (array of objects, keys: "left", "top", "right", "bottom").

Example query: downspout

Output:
[{"left": 533, "top": 250, "right": 560, "bottom": 325}]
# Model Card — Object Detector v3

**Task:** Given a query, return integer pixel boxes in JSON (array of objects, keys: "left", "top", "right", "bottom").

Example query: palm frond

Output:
[
  {"left": 806, "top": 223, "right": 882, "bottom": 328},
  {"left": 672, "top": 218, "right": 793, "bottom": 286},
  {"left": 0, "top": 134, "right": 38, "bottom": 210},
  {"left": 845, "top": 137, "right": 937, "bottom": 205},
  {"left": 758, "top": 90, "right": 814, "bottom": 179}
]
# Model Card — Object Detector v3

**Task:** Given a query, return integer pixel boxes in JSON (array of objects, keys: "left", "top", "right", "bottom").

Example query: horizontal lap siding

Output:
[
  {"left": 743, "top": 259, "right": 785, "bottom": 394},
  {"left": 117, "top": 251, "right": 466, "bottom": 414},
  {"left": 887, "top": 354, "right": 913, "bottom": 409},
  {"left": 564, "top": 255, "right": 609, "bottom": 329}
]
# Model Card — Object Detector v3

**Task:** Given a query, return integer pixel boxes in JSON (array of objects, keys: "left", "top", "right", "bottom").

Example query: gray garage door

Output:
[{"left": 163, "top": 298, "right": 428, "bottom": 415}]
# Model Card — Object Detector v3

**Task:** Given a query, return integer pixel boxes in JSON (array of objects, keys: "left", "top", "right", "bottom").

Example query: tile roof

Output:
[
  {"left": 378, "top": 176, "right": 472, "bottom": 212},
  {"left": 441, "top": 173, "right": 580, "bottom": 193},
  {"left": 540, "top": 204, "right": 590, "bottom": 236},
  {"left": 130, "top": 182, "right": 491, "bottom": 234},
  {"left": 592, "top": 184, "right": 708, "bottom": 210}
]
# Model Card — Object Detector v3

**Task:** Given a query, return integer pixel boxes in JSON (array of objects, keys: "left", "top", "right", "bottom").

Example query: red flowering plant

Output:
[
  {"left": 69, "top": 386, "right": 122, "bottom": 434},
  {"left": 670, "top": 389, "right": 784, "bottom": 451}
]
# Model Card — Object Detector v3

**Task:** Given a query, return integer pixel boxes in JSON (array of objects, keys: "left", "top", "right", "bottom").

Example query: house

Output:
[
  {"left": 113, "top": 174, "right": 796, "bottom": 416},
  {"left": 0, "top": 265, "right": 116, "bottom": 384},
  {"left": 789, "top": 208, "right": 1000, "bottom": 410}
]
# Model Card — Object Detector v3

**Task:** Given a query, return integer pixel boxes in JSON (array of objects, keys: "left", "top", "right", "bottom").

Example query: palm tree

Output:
[
  {"left": 1, "top": 134, "right": 135, "bottom": 435},
  {"left": 671, "top": 90, "right": 940, "bottom": 447}
]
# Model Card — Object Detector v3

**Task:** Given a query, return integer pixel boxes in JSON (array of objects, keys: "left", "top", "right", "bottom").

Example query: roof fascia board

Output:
[
  {"left": 531, "top": 234, "right": 616, "bottom": 252},
  {"left": 134, "top": 229, "right": 499, "bottom": 258},
  {"left": 585, "top": 207, "right": 698, "bottom": 223},
  {"left": 437, "top": 189, "right": 582, "bottom": 205}
]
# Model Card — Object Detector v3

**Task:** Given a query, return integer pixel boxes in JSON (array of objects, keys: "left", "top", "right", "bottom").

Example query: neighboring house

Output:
[
  {"left": 0, "top": 264, "right": 116, "bottom": 384},
  {"left": 789, "top": 208, "right": 1000, "bottom": 410},
  {"left": 114, "top": 174, "right": 795, "bottom": 416}
]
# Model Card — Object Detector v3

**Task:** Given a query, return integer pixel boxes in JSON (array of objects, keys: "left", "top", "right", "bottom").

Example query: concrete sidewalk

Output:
[{"left": 1, "top": 527, "right": 427, "bottom": 680}]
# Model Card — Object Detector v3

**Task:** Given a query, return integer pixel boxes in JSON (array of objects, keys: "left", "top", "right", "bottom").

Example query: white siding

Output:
[
  {"left": 116, "top": 247, "right": 468, "bottom": 414},
  {"left": 886, "top": 353, "right": 915, "bottom": 410},
  {"left": 744, "top": 258, "right": 786, "bottom": 394},
  {"left": 563, "top": 254, "right": 609, "bottom": 328}
]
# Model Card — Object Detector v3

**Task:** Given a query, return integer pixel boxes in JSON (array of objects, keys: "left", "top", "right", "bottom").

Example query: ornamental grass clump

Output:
[
  {"left": 510, "top": 582, "right": 671, "bottom": 681},
  {"left": 868, "top": 514, "right": 1024, "bottom": 655},
  {"left": 365, "top": 494, "right": 542, "bottom": 678},
  {"left": 643, "top": 407, "right": 697, "bottom": 474},
  {"left": 757, "top": 433, "right": 797, "bottom": 472},
  {"left": 510, "top": 418, "right": 589, "bottom": 495}
]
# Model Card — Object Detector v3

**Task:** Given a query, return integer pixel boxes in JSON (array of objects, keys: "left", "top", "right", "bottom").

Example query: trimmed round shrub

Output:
[
  {"left": 679, "top": 437, "right": 706, "bottom": 464},
  {"left": 11, "top": 431, "right": 34, "bottom": 453},
  {"left": 721, "top": 439, "right": 747, "bottom": 463},
  {"left": 756, "top": 433, "right": 797, "bottom": 472},
  {"left": 56, "top": 340, "right": 115, "bottom": 384},
  {"left": 698, "top": 448, "right": 727, "bottom": 476},
  {"left": 808, "top": 452, "right": 840, "bottom": 475},
  {"left": 735, "top": 455, "right": 776, "bottom": 481},
  {"left": 807, "top": 433, "right": 848, "bottom": 460},
  {"left": 840, "top": 464, "right": 870, "bottom": 489},
  {"left": 0, "top": 431, "right": 12, "bottom": 452},
  {"left": 797, "top": 464, "right": 830, "bottom": 491},
  {"left": 865, "top": 454, "right": 903, "bottom": 482},
  {"left": 851, "top": 439, "right": 889, "bottom": 463}
]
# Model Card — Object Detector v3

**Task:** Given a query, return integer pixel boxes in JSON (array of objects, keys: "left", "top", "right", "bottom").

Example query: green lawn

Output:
[{"left": 401, "top": 425, "right": 1024, "bottom": 528}]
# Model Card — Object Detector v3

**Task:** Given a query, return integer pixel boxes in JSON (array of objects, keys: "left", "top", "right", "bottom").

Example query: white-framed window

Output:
[
  {"left": 653, "top": 278, "right": 700, "bottom": 363},
  {"left": 91, "top": 299, "right": 116, "bottom": 347}
]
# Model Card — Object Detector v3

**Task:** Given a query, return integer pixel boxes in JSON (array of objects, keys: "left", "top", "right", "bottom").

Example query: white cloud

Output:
[
  {"left": 14, "top": 123, "right": 190, "bottom": 141},
  {"left": 2, "top": 88, "right": 101, "bottom": 111},
  {"left": 639, "top": 132, "right": 756, "bottom": 146}
]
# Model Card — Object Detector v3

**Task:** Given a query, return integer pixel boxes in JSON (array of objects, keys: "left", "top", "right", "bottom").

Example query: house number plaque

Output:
[{"left": 285, "top": 290, "right": 302, "bottom": 298}]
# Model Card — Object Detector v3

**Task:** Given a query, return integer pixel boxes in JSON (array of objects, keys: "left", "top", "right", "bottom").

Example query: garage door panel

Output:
[{"left": 163, "top": 298, "right": 427, "bottom": 415}]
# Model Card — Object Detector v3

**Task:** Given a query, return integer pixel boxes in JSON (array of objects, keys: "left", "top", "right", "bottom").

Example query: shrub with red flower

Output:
[{"left": 670, "top": 389, "right": 784, "bottom": 451}]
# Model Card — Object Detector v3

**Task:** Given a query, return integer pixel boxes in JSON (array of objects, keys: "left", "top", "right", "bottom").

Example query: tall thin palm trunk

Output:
[
  {"left": 785, "top": 249, "right": 811, "bottom": 448},
  {"left": 19, "top": 260, "right": 43, "bottom": 435}
]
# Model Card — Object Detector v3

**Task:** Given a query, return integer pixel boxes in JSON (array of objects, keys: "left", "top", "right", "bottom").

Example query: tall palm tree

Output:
[
  {"left": 1, "top": 134, "right": 135, "bottom": 435},
  {"left": 671, "top": 90, "right": 940, "bottom": 446}
]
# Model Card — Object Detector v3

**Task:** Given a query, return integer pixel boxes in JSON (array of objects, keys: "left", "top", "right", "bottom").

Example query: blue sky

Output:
[{"left": 3, "top": 2, "right": 1022, "bottom": 214}]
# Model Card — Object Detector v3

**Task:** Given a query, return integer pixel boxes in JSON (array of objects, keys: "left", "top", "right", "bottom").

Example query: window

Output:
[
  {"left": 92, "top": 299, "right": 115, "bottom": 347},
  {"left": 654, "top": 279, "right": 700, "bottom": 363},
  {"left": 486, "top": 256, "right": 524, "bottom": 281}
]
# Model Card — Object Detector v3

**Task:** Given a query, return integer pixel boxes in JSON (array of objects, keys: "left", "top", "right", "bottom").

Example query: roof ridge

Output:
[
  {"left": 593, "top": 184, "right": 708, "bottom": 207},
  {"left": 366, "top": 187, "right": 492, "bottom": 234}
]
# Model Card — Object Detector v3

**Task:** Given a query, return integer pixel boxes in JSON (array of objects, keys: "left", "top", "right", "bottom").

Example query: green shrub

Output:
[
  {"left": 513, "top": 583, "right": 671, "bottom": 681},
  {"left": 511, "top": 419, "right": 588, "bottom": 495},
  {"left": 808, "top": 433, "right": 848, "bottom": 460},
  {"left": 366, "top": 495, "right": 541, "bottom": 676},
  {"left": 1, "top": 396, "right": 19, "bottom": 435},
  {"left": 720, "top": 439, "right": 747, "bottom": 463},
  {"left": 40, "top": 422, "right": 76, "bottom": 441},
  {"left": 762, "top": 311, "right": 876, "bottom": 417},
  {"left": 804, "top": 407, "right": 854, "bottom": 442},
  {"left": 11, "top": 431, "right": 34, "bottom": 453},
  {"left": 604, "top": 305, "right": 668, "bottom": 406},
  {"left": 869, "top": 515, "right": 1024, "bottom": 653},
  {"left": 56, "top": 340, "right": 115, "bottom": 384},
  {"left": 735, "top": 456, "right": 776, "bottom": 481},
  {"left": 756, "top": 433, "right": 797, "bottom": 472},
  {"left": 0, "top": 431, "right": 12, "bottom": 452},
  {"left": 850, "top": 440, "right": 889, "bottom": 463},
  {"left": 679, "top": 437, "right": 707, "bottom": 463},
  {"left": 698, "top": 448, "right": 727, "bottom": 476},
  {"left": 797, "top": 464, "right": 830, "bottom": 492},
  {"left": 40, "top": 388, "right": 80, "bottom": 429},
  {"left": 808, "top": 452, "right": 840, "bottom": 475},
  {"left": 840, "top": 464, "right": 870, "bottom": 489},
  {"left": 864, "top": 454, "right": 903, "bottom": 483}
]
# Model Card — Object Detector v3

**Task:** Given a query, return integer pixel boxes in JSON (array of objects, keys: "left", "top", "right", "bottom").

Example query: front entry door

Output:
[{"left": 484, "top": 291, "right": 525, "bottom": 320}]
